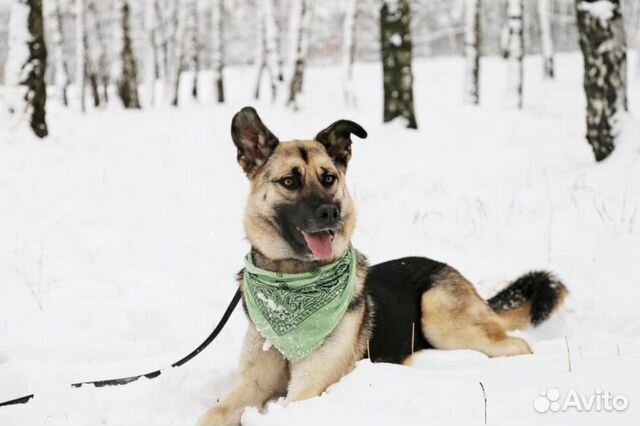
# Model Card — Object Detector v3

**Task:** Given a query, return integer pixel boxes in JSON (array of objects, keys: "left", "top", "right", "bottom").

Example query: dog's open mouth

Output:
[{"left": 300, "top": 229, "right": 335, "bottom": 260}]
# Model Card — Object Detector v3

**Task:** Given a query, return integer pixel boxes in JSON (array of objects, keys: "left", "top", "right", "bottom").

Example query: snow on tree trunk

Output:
[
  {"left": 341, "top": 0, "right": 358, "bottom": 108},
  {"left": 118, "top": 0, "right": 141, "bottom": 109},
  {"left": 380, "top": 0, "right": 417, "bottom": 129},
  {"left": 504, "top": 0, "right": 524, "bottom": 109},
  {"left": 537, "top": 0, "right": 555, "bottom": 78},
  {"left": 464, "top": 0, "right": 481, "bottom": 105},
  {"left": 75, "top": 0, "right": 86, "bottom": 112},
  {"left": 211, "top": 0, "right": 225, "bottom": 103},
  {"left": 264, "top": 0, "right": 282, "bottom": 101},
  {"left": 4, "top": 0, "right": 48, "bottom": 137},
  {"left": 48, "top": 0, "right": 71, "bottom": 106},
  {"left": 285, "top": 0, "right": 312, "bottom": 109},
  {"left": 144, "top": 0, "right": 156, "bottom": 106},
  {"left": 576, "top": 0, "right": 628, "bottom": 162}
]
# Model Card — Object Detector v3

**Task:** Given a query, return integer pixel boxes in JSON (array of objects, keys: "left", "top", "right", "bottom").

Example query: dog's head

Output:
[{"left": 231, "top": 107, "right": 367, "bottom": 262}]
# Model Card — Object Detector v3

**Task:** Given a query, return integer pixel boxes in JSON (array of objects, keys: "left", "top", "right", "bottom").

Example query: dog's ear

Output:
[
  {"left": 231, "top": 107, "right": 279, "bottom": 174},
  {"left": 315, "top": 120, "right": 367, "bottom": 168}
]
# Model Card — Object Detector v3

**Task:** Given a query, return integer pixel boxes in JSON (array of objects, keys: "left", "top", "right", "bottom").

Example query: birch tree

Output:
[
  {"left": 186, "top": 0, "right": 199, "bottom": 99},
  {"left": 576, "top": 0, "right": 627, "bottom": 161},
  {"left": 211, "top": 0, "right": 225, "bottom": 102},
  {"left": 75, "top": 0, "right": 85, "bottom": 112},
  {"left": 263, "top": 0, "right": 282, "bottom": 100},
  {"left": 285, "top": 0, "right": 312, "bottom": 109},
  {"left": 464, "top": 0, "right": 481, "bottom": 104},
  {"left": 341, "top": 0, "right": 358, "bottom": 108},
  {"left": 48, "top": 0, "right": 70, "bottom": 106},
  {"left": 253, "top": 12, "right": 266, "bottom": 99},
  {"left": 118, "top": 0, "right": 141, "bottom": 108},
  {"left": 170, "top": 0, "right": 187, "bottom": 106},
  {"left": 144, "top": 0, "right": 156, "bottom": 105},
  {"left": 4, "top": 0, "right": 48, "bottom": 137},
  {"left": 503, "top": 0, "right": 524, "bottom": 109},
  {"left": 537, "top": 0, "right": 555, "bottom": 78},
  {"left": 380, "top": 0, "right": 417, "bottom": 129}
]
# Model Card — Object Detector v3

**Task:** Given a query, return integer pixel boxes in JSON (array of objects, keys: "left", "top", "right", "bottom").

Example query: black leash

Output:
[{"left": 0, "top": 289, "right": 242, "bottom": 408}]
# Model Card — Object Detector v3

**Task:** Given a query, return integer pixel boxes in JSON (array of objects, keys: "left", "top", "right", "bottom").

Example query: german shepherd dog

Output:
[{"left": 197, "top": 107, "right": 568, "bottom": 426}]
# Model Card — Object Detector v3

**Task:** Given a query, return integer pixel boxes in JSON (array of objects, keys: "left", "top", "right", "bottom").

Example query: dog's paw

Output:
[{"left": 196, "top": 406, "right": 242, "bottom": 426}]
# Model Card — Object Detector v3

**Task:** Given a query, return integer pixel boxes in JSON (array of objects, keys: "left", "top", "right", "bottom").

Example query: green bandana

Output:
[{"left": 243, "top": 245, "right": 357, "bottom": 362}]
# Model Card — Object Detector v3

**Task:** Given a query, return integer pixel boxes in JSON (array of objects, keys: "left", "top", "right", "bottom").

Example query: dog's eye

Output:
[
  {"left": 279, "top": 176, "right": 301, "bottom": 190},
  {"left": 322, "top": 174, "right": 337, "bottom": 187}
]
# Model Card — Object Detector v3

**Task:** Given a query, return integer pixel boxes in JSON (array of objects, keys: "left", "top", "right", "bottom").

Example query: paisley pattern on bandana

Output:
[{"left": 243, "top": 246, "right": 357, "bottom": 362}]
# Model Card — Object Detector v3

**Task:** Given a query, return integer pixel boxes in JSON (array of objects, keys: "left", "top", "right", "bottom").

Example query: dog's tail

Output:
[{"left": 487, "top": 271, "right": 568, "bottom": 331}]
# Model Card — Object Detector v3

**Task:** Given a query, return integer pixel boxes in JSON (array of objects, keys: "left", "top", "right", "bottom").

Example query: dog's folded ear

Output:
[
  {"left": 315, "top": 120, "right": 367, "bottom": 168},
  {"left": 231, "top": 107, "right": 279, "bottom": 174}
]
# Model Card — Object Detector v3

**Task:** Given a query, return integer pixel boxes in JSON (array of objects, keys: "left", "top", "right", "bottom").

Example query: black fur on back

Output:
[{"left": 487, "top": 271, "right": 566, "bottom": 326}]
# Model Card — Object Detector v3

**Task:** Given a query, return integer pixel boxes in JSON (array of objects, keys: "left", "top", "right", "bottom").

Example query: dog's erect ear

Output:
[
  {"left": 231, "top": 107, "right": 279, "bottom": 174},
  {"left": 315, "top": 120, "right": 367, "bottom": 168}
]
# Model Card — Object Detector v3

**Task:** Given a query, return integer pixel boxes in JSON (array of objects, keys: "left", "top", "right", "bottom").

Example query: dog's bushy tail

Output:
[{"left": 487, "top": 271, "right": 568, "bottom": 330}]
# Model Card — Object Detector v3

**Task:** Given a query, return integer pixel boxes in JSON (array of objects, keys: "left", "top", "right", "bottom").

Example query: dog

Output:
[{"left": 197, "top": 107, "right": 568, "bottom": 426}]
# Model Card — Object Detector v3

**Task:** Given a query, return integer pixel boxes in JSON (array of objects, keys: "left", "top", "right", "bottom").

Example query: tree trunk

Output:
[
  {"left": 380, "top": 0, "right": 417, "bottom": 129},
  {"left": 464, "top": 0, "right": 481, "bottom": 105},
  {"left": 5, "top": 0, "right": 48, "bottom": 137},
  {"left": 87, "top": 0, "right": 109, "bottom": 106},
  {"left": 118, "top": 0, "right": 141, "bottom": 108},
  {"left": 263, "top": 0, "right": 281, "bottom": 101},
  {"left": 75, "top": 0, "right": 86, "bottom": 112},
  {"left": 504, "top": 0, "right": 524, "bottom": 109},
  {"left": 171, "top": 1, "right": 187, "bottom": 106},
  {"left": 187, "top": 0, "right": 199, "bottom": 99},
  {"left": 576, "top": 0, "right": 627, "bottom": 162},
  {"left": 537, "top": 0, "right": 555, "bottom": 78},
  {"left": 50, "top": 0, "right": 70, "bottom": 106},
  {"left": 211, "top": 0, "right": 225, "bottom": 102},
  {"left": 253, "top": 13, "right": 266, "bottom": 100},
  {"left": 286, "top": 0, "right": 312, "bottom": 109},
  {"left": 84, "top": 1, "right": 99, "bottom": 108},
  {"left": 341, "top": 0, "right": 358, "bottom": 108},
  {"left": 144, "top": 0, "right": 156, "bottom": 106}
]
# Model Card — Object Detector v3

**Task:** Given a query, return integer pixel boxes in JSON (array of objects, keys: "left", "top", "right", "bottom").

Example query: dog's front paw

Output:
[{"left": 196, "top": 406, "right": 241, "bottom": 426}]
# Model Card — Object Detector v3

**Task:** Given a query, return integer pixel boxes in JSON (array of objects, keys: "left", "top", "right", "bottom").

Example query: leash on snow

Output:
[{"left": 0, "top": 289, "right": 242, "bottom": 408}]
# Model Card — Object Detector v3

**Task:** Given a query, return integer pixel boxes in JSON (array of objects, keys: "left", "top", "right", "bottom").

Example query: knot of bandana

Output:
[{"left": 243, "top": 245, "right": 357, "bottom": 362}]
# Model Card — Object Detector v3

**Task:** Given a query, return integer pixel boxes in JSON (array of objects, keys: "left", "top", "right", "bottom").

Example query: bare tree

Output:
[
  {"left": 48, "top": 0, "right": 71, "bottom": 106},
  {"left": 211, "top": 0, "right": 225, "bottom": 102},
  {"left": 576, "top": 0, "right": 627, "bottom": 161},
  {"left": 380, "top": 0, "right": 417, "bottom": 129},
  {"left": 285, "top": 0, "right": 312, "bottom": 109},
  {"left": 264, "top": 0, "right": 282, "bottom": 100},
  {"left": 5, "top": 0, "right": 48, "bottom": 137},
  {"left": 537, "top": 0, "right": 554, "bottom": 78},
  {"left": 186, "top": 0, "right": 199, "bottom": 99},
  {"left": 464, "top": 0, "right": 481, "bottom": 104},
  {"left": 144, "top": 0, "right": 156, "bottom": 106},
  {"left": 118, "top": 0, "right": 141, "bottom": 108},
  {"left": 341, "top": 0, "right": 358, "bottom": 108},
  {"left": 253, "top": 12, "right": 266, "bottom": 99},
  {"left": 170, "top": 0, "right": 187, "bottom": 106},
  {"left": 503, "top": 0, "right": 524, "bottom": 109},
  {"left": 75, "top": 0, "right": 85, "bottom": 112}
]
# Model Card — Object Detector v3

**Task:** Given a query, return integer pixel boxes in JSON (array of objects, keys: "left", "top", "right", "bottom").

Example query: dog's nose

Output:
[{"left": 315, "top": 204, "right": 340, "bottom": 226}]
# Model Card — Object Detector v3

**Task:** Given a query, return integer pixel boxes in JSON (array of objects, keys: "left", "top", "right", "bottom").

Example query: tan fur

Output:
[
  {"left": 245, "top": 140, "right": 355, "bottom": 265},
  {"left": 420, "top": 266, "right": 533, "bottom": 358},
  {"left": 495, "top": 285, "right": 568, "bottom": 331},
  {"left": 198, "top": 132, "right": 551, "bottom": 426}
]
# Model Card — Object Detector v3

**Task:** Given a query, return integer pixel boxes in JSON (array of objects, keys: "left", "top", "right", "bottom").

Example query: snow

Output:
[
  {"left": 1, "top": 51, "right": 640, "bottom": 425},
  {"left": 577, "top": 0, "right": 615, "bottom": 28}
]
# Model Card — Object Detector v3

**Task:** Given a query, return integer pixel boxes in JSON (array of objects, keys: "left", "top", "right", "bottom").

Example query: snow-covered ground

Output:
[{"left": 1, "top": 52, "right": 640, "bottom": 425}]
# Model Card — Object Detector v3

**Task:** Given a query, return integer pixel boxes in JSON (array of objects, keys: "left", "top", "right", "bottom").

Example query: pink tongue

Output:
[{"left": 301, "top": 231, "right": 334, "bottom": 260}]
